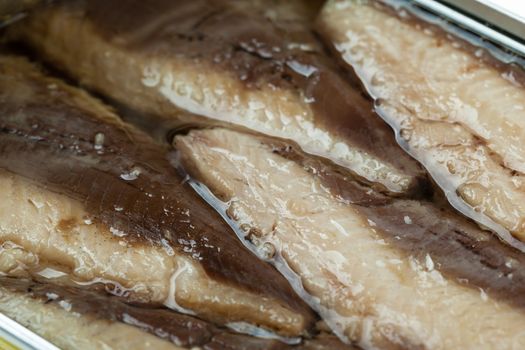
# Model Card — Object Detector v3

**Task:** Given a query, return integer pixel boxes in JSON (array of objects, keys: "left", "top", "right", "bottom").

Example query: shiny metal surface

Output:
[
  {"left": 412, "top": 0, "right": 525, "bottom": 56},
  {"left": 441, "top": 0, "right": 525, "bottom": 38},
  {"left": 0, "top": 313, "right": 60, "bottom": 350}
]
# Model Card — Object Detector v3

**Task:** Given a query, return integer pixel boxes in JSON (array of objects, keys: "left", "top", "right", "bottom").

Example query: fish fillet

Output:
[
  {"left": 0, "top": 279, "right": 182, "bottom": 350},
  {"left": 0, "top": 54, "right": 314, "bottom": 336},
  {"left": 176, "top": 127, "right": 525, "bottom": 349},
  {"left": 0, "top": 278, "right": 347, "bottom": 350},
  {"left": 8, "top": 0, "right": 427, "bottom": 195},
  {"left": 316, "top": 0, "right": 525, "bottom": 241}
]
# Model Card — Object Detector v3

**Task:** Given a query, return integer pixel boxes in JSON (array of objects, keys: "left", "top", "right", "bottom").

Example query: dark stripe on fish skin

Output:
[
  {"left": 51, "top": 0, "right": 428, "bottom": 195},
  {"left": 1, "top": 278, "right": 351, "bottom": 349},
  {"left": 0, "top": 56, "right": 315, "bottom": 326},
  {"left": 266, "top": 138, "right": 525, "bottom": 310},
  {"left": 2, "top": 277, "right": 341, "bottom": 350},
  {"left": 2, "top": 277, "right": 216, "bottom": 347}
]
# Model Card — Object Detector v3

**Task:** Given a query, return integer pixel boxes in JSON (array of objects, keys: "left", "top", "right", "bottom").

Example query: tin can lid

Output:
[
  {"left": 412, "top": 0, "right": 525, "bottom": 56},
  {"left": 0, "top": 313, "right": 60, "bottom": 350}
]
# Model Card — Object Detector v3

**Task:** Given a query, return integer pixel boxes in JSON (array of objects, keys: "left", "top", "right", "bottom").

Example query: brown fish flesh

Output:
[
  {"left": 0, "top": 278, "right": 182, "bottom": 350},
  {"left": 8, "top": 0, "right": 427, "bottom": 195},
  {"left": 176, "top": 127, "right": 525, "bottom": 349},
  {"left": 0, "top": 277, "right": 350, "bottom": 350},
  {"left": 0, "top": 54, "right": 314, "bottom": 336}
]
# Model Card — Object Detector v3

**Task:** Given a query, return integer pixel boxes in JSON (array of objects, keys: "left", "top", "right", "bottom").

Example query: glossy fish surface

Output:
[
  {"left": 317, "top": 0, "right": 525, "bottom": 243},
  {"left": 8, "top": 0, "right": 428, "bottom": 195},
  {"left": 0, "top": 54, "right": 314, "bottom": 337},
  {"left": 177, "top": 127, "right": 525, "bottom": 349}
]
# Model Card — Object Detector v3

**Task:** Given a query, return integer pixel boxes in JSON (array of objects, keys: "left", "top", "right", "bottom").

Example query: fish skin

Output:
[
  {"left": 8, "top": 0, "right": 428, "bottom": 196},
  {"left": 0, "top": 54, "right": 315, "bottom": 336},
  {"left": 0, "top": 277, "right": 351, "bottom": 350},
  {"left": 0, "top": 278, "right": 184, "bottom": 350},
  {"left": 176, "top": 127, "right": 525, "bottom": 349}
]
